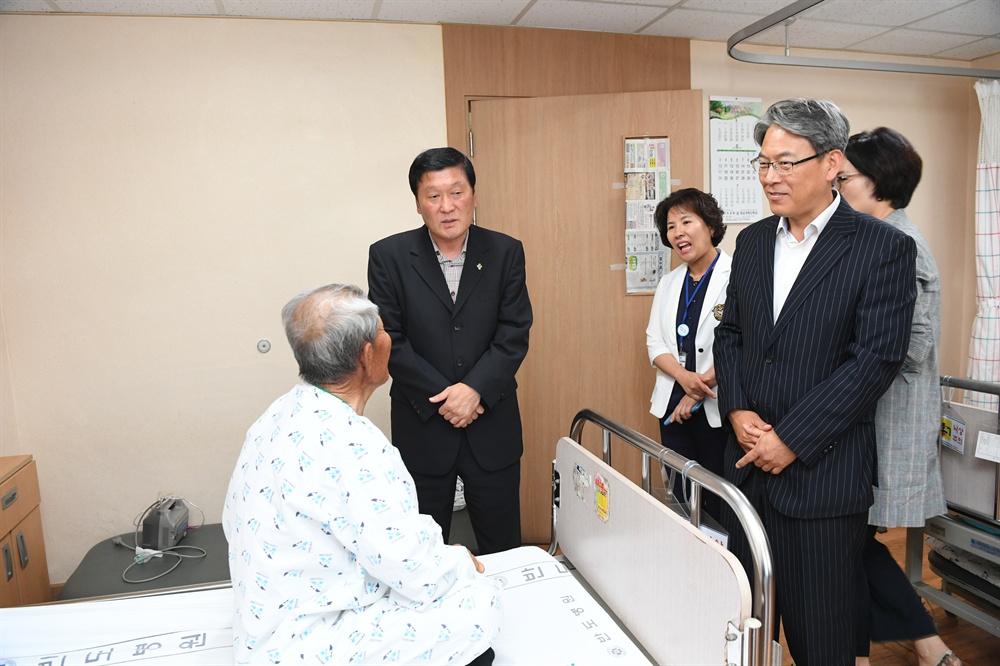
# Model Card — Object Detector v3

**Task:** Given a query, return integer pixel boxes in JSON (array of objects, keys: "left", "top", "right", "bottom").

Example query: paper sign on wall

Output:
[{"left": 624, "top": 136, "right": 669, "bottom": 294}]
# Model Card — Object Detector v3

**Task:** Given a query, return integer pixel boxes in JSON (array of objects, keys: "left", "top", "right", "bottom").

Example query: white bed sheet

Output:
[{"left": 0, "top": 547, "right": 650, "bottom": 666}]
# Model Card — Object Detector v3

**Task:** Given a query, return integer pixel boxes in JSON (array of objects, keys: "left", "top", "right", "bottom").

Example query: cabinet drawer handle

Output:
[
  {"left": 1, "top": 486, "right": 17, "bottom": 510},
  {"left": 2, "top": 543, "right": 11, "bottom": 582},
  {"left": 16, "top": 531, "right": 28, "bottom": 568}
]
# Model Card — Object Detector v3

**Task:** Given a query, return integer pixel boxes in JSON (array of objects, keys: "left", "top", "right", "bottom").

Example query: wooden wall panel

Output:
[
  {"left": 471, "top": 89, "right": 703, "bottom": 543},
  {"left": 442, "top": 24, "right": 690, "bottom": 153},
  {"left": 441, "top": 24, "right": 693, "bottom": 544}
]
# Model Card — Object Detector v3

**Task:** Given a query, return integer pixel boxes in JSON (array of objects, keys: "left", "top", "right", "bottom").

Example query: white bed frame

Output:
[{"left": 552, "top": 409, "right": 780, "bottom": 666}]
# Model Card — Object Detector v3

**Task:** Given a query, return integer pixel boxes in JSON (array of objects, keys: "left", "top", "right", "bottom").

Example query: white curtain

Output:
[{"left": 965, "top": 78, "right": 1000, "bottom": 409}]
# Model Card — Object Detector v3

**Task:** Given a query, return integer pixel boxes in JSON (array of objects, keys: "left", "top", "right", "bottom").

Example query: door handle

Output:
[
  {"left": 16, "top": 531, "right": 28, "bottom": 568},
  {"left": 2, "top": 543, "right": 12, "bottom": 581}
]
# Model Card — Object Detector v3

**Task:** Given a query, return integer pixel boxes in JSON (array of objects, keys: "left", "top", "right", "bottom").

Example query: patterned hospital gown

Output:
[{"left": 222, "top": 384, "right": 502, "bottom": 664}]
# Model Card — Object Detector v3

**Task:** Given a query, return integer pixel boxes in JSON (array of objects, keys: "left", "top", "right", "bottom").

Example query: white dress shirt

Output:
[{"left": 773, "top": 192, "right": 841, "bottom": 322}]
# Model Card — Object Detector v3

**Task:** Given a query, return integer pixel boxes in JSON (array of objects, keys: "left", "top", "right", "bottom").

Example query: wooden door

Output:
[{"left": 470, "top": 89, "right": 704, "bottom": 544}]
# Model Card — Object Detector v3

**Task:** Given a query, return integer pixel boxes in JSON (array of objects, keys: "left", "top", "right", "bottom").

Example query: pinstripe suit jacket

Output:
[{"left": 715, "top": 197, "right": 917, "bottom": 519}]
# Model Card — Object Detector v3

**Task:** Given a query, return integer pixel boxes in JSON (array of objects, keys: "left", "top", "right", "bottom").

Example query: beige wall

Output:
[
  {"left": 1, "top": 300, "right": 19, "bottom": 454},
  {"left": 0, "top": 14, "right": 446, "bottom": 583},
  {"left": 1, "top": 14, "right": 992, "bottom": 586},
  {"left": 692, "top": 40, "right": 989, "bottom": 377}
]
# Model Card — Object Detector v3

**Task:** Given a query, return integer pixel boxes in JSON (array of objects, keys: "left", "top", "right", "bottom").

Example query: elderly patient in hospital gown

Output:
[{"left": 222, "top": 283, "right": 501, "bottom": 665}]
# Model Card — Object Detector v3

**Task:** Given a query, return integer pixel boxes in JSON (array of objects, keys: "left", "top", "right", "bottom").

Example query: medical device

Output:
[{"left": 140, "top": 498, "right": 189, "bottom": 550}]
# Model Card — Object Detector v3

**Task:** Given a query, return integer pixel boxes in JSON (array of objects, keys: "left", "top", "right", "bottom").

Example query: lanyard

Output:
[{"left": 677, "top": 251, "right": 720, "bottom": 345}]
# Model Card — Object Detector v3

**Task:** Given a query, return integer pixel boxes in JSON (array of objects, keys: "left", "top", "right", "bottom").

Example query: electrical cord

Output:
[
  {"left": 113, "top": 495, "right": 208, "bottom": 584},
  {"left": 112, "top": 536, "right": 207, "bottom": 583}
]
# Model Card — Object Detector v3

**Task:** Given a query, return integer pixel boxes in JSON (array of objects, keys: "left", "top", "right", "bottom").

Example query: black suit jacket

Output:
[
  {"left": 715, "top": 197, "right": 917, "bottom": 519},
  {"left": 367, "top": 225, "right": 532, "bottom": 474}
]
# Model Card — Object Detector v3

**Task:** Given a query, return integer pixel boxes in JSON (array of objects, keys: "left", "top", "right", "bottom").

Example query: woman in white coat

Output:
[{"left": 646, "top": 188, "right": 731, "bottom": 518}]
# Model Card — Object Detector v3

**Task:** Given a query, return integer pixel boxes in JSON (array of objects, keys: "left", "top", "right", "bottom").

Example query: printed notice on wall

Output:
[
  {"left": 709, "top": 96, "right": 763, "bottom": 225},
  {"left": 624, "top": 136, "right": 669, "bottom": 294}
]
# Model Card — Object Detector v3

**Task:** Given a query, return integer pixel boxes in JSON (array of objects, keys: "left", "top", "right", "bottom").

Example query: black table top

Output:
[{"left": 58, "top": 522, "right": 230, "bottom": 601}]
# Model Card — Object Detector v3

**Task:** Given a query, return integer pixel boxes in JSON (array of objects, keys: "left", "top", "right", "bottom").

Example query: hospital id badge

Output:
[{"left": 677, "top": 351, "right": 687, "bottom": 366}]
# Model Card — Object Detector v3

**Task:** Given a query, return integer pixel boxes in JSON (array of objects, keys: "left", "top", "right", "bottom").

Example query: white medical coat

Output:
[{"left": 646, "top": 251, "right": 732, "bottom": 427}]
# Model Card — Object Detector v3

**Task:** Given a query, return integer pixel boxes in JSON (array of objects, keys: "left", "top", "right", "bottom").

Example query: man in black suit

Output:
[
  {"left": 367, "top": 147, "right": 532, "bottom": 555},
  {"left": 715, "top": 99, "right": 916, "bottom": 664}
]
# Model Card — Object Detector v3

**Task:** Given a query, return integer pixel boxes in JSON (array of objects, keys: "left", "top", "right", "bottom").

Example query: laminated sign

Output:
[{"left": 594, "top": 474, "right": 610, "bottom": 522}]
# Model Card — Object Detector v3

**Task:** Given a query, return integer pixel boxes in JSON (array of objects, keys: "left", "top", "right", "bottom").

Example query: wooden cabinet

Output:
[{"left": 0, "top": 455, "right": 50, "bottom": 607}]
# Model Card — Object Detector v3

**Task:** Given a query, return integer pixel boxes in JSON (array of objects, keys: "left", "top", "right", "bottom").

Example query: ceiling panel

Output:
[
  {"left": 1, "top": 0, "right": 996, "bottom": 60},
  {"left": 1, "top": 0, "right": 63, "bottom": 10},
  {"left": 681, "top": 0, "right": 791, "bottom": 14},
  {"left": 50, "top": 0, "right": 218, "bottom": 15},
  {"left": 936, "top": 34, "right": 1000, "bottom": 58},
  {"left": 909, "top": 0, "right": 1000, "bottom": 36},
  {"left": 221, "top": 0, "right": 375, "bottom": 20},
  {"left": 800, "top": 0, "right": 967, "bottom": 26},
  {"left": 851, "top": 26, "right": 984, "bottom": 56},
  {"left": 642, "top": 7, "right": 772, "bottom": 40},
  {"left": 752, "top": 18, "right": 893, "bottom": 49},
  {"left": 518, "top": 0, "right": 669, "bottom": 34},
  {"left": 584, "top": 0, "right": 676, "bottom": 5},
  {"left": 379, "top": 0, "right": 527, "bottom": 26}
]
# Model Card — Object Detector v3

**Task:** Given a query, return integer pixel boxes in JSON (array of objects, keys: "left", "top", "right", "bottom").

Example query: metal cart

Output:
[{"left": 905, "top": 376, "right": 1000, "bottom": 637}]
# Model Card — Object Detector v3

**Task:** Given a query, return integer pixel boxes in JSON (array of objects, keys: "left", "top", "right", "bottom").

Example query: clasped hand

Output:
[
  {"left": 429, "top": 382, "right": 484, "bottom": 428},
  {"left": 669, "top": 370, "right": 716, "bottom": 424},
  {"left": 729, "top": 409, "right": 797, "bottom": 474},
  {"left": 677, "top": 369, "right": 715, "bottom": 402}
]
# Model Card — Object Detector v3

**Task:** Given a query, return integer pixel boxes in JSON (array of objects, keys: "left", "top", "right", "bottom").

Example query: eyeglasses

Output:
[
  {"left": 833, "top": 173, "right": 860, "bottom": 190},
  {"left": 750, "top": 152, "right": 826, "bottom": 175}
]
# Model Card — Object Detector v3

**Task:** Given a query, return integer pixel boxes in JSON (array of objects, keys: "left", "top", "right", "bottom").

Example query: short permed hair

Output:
[{"left": 653, "top": 188, "right": 727, "bottom": 249}]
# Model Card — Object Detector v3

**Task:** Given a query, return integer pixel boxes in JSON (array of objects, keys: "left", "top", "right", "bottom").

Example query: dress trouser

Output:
[
  {"left": 722, "top": 468, "right": 868, "bottom": 666},
  {"left": 659, "top": 408, "right": 727, "bottom": 519},
  {"left": 855, "top": 524, "right": 938, "bottom": 655},
  {"left": 408, "top": 430, "right": 521, "bottom": 555}
]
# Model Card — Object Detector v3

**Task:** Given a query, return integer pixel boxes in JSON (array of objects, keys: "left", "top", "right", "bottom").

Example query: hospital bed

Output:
[{"left": 0, "top": 409, "right": 779, "bottom": 665}]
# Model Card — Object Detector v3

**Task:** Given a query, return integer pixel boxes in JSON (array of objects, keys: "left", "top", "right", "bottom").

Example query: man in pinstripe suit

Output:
[{"left": 715, "top": 98, "right": 917, "bottom": 664}]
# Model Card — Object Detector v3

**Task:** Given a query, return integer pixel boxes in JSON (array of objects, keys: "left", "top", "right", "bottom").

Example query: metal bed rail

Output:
[
  {"left": 549, "top": 408, "right": 778, "bottom": 666},
  {"left": 941, "top": 375, "right": 1000, "bottom": 404}
]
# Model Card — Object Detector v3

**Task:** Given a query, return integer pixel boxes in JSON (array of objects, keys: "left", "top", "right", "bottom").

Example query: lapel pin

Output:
[{"left": 477, "top": 263, "right": 483, "bottom": 271}]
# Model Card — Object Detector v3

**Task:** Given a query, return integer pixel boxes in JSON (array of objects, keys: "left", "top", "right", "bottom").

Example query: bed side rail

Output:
[
  {"left": 551, "top": 408, "right": 778, "bottom": 666},
  {"left": 941, "top": 374, "right": 1000, "bottom": 401}
]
